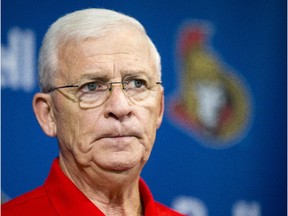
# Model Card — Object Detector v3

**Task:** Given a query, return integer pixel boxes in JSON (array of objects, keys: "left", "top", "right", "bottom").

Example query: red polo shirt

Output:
[{"left": 2, "top": 159, "right": 184, "bottom": 216}]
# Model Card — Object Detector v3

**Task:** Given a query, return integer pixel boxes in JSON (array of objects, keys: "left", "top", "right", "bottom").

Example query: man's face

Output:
[{"left": 51, "top": 26, "right": 164, "bottom": 173}]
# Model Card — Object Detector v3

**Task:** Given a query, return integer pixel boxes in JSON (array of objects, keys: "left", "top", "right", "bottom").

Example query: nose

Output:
[{"left": 103, "top": 85, "right": 132, "bottom": 120}]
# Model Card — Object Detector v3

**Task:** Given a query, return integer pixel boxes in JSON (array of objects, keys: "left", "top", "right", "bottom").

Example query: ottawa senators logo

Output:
[{"left": 168, "top": 21, "right": 252, "bottom": 147}]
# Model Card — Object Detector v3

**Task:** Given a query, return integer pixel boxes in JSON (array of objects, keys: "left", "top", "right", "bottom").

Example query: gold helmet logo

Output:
[{"left": 168, "top": 21, "right": 252, "bottom": 147}]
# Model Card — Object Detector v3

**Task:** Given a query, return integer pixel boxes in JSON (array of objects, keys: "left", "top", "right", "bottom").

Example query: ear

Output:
[
  {"left": 32, "top": 93, "right": 57, "bottom": 137},
  {"left": 156, "top": 88, "right": 165, "bottom": 129}
]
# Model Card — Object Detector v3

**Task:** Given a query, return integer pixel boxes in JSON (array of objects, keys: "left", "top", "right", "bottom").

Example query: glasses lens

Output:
[
  {"left": 125, "top": 88, "right": 149, "bottom": 101},
  {"left": 78, "top": 91, "right": 109, "bottom": 108}
]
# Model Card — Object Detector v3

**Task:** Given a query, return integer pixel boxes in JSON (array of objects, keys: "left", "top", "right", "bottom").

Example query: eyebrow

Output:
[
  {"left": 121, "top": 70, "right": 154, "bottom": 81},
  {"left": 77, "top": 70, "right": 154, "bottom": 82},
  {"left": 78, "top": 73, "right": 110, "bottom": 82}
]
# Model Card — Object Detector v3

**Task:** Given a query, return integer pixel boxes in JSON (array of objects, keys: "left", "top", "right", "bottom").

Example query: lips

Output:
[
  {"left": 98, "top": 134, "right": 139, "bottom": 144},
  {"left": 98, "top": 125, "right": 142, "bottom": 139},
  {"left": 97, "top": 127, "right": 142, "bottom": 142}
]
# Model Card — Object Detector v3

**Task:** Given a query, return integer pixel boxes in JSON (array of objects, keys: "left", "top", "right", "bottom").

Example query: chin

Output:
[{"left": 101, "top": 154, "right": 144, "bottom": 172}]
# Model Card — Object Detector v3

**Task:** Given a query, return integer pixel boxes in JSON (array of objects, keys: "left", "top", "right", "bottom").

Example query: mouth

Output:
[
  {"left": 98, "top": 134, "right": 138, "bottom": 142},
  {"left": 93, "top": 124, "right": 143, "bottom": 146},
  {"left": 98, "top": 128, "right": 141, "bottom": 140}
]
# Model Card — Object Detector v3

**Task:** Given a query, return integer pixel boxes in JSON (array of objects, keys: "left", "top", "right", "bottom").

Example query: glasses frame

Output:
[
  {"left": 46, "top": 80, "right": 163, "bottom": 108},
  {"left": 46, "top": 81, "right": 162, "bottom": 93}
]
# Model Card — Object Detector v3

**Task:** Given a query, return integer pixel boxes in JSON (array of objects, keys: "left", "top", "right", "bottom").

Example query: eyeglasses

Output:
[{"left": 46, "top": 77, "right": 162, "bottom": 108}]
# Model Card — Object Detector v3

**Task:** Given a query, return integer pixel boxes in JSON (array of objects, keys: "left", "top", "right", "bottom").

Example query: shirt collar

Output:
[{"left": 44, "top": 158, "right": 157, "bottom": 215}]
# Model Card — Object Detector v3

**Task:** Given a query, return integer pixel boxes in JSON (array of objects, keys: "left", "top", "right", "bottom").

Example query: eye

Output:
[
  {"left": 79, "top": 81, "right": 107, "bottom": 93},
  {"left": 127, "top": 79, "right": 147, "bottom": 89}
]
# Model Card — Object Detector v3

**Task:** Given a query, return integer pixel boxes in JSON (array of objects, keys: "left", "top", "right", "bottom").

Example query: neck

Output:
[{"left": 59, "top": 156, "right": 144, "bottom": 216}]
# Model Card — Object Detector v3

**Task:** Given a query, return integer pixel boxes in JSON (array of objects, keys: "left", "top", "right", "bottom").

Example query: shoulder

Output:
[
  {"left": 155, "top": 201, "right": 186, "bottom": 216},
  {"left": 2, "top": 187, "right": 56, "bottom": 216}
]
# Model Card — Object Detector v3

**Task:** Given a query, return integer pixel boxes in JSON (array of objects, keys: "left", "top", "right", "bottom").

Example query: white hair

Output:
[{"left": 38, "top": 8, "right": 161, "bottom": 92}]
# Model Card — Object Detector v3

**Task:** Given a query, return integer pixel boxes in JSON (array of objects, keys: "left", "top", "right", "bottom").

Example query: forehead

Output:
[{"left": 57, "top": 26, "right": 158, "bottom": 83}]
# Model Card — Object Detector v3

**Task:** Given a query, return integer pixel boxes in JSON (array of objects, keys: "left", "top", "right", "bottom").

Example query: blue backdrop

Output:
[{"left": 2, "top": 0, "right": 286, "bottom": 215}]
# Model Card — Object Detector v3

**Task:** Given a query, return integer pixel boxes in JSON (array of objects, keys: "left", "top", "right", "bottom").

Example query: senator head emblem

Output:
[{"left": 168, "top": 21, "right": 252, "bottom": 148}]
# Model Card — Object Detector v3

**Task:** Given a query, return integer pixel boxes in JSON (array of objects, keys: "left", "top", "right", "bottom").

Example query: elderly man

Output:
[{"left": 2, "top": 8, "right": 184, "bottom": 216}]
